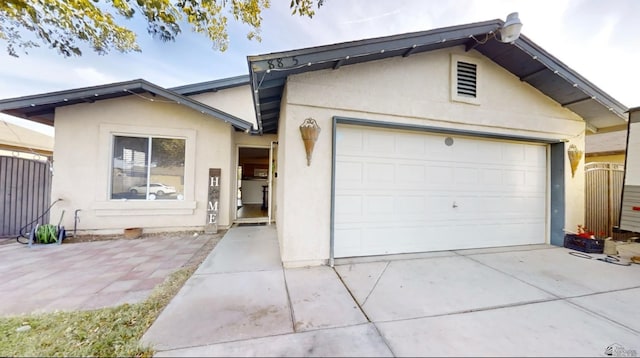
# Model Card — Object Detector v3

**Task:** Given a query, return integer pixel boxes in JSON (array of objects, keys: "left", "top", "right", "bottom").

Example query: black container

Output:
[{"left": 563, "top": 234, "right": 604, "bottom": 253}]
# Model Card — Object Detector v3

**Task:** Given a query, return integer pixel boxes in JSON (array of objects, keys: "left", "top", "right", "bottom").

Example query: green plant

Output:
[
  {"left": 35, "top": 224, "right": 58, "bottom": 244},
  {"left": 0, "top": 265, "right": 198, "bottom": 357},
  {"left": 0, "top": 232, "right": 221, "bottom": 357}
]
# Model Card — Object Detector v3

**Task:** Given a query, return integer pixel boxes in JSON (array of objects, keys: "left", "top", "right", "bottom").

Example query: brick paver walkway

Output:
[{"left": 0, "top": 233, "right": 213, "bottom": 316}]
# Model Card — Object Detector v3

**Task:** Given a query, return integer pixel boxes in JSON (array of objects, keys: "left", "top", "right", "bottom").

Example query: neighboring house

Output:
[
  {"left": 619, "top": 107, "right": 640, "bottom": 233},
  {"left": 0, "top": 18, "right": 630, "bottom": 267},
  {"left": 585, "top": 130, "right": 627, "bottom": 163},
  {"left": 0, "top": 119, "right": 53, "bottom": 160}
]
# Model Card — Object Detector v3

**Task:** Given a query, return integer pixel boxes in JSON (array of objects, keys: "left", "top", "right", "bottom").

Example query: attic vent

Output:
[{"left": 456, "top": 61, "right": 477, "bottom": 98}]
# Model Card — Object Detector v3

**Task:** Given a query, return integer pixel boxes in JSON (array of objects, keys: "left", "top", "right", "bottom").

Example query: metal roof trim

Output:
[
  {"left": 247, "top": 17, "right": 629, "bottom": 134},
  {"left": 248, "top": 19, "right": 504, "bottom": 63},
  {"left": 512, "top": 35, "right": 627, "bottom": 119},
  {"left": 247, "top": 19, "right": 506, "bottom": 134},
  {"left": 0, "top": 79, "right": 252, "bottom": 131},
  {"left": 169, "top": 75, "right": 250, "bottom": 95},
  {"left": 0, "top": 79, "right": 147, "bottom": 110}
]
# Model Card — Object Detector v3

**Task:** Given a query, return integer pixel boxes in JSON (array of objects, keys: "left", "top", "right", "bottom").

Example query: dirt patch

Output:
[
  {"left": 184, "top": 232, "right": 225, "bottom": 267},
  {"left": 62, "top": 230, "right": 222, "bottom": 244}
]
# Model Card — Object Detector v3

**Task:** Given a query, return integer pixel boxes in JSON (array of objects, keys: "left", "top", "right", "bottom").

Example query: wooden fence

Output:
[
  {"left": 0, "top": 156, "right": 52, "bottom": 238},
  {"left": 584, "top": 162, "right": 624, "bottom": 237}
]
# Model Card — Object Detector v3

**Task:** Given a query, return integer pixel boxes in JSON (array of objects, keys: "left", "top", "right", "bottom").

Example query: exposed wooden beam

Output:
[
  {"left": 562, "top": 97, "right": 592, "bottom": 107},
  {"left": 402, "top": 45, "right": 417, "bottom": 57},
  {"left": 520, "top": 67, "right": 548, "bottom": 82}
]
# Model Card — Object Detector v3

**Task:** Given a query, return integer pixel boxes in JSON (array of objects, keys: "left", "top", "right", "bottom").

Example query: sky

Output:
[{"left": 0, "top": 0, "right": 638, "bottom": 137}]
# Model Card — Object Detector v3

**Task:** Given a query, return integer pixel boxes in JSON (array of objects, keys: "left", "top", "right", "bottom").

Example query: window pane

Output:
[
  {"left": 111, "top": 136, "right": 186, "bottom": 200},
  {"left": 149, "top": 138, "right": 185, "bottom": 200},
  {"left": 112, "top": 136, "right": 149, "bottom": 199}
]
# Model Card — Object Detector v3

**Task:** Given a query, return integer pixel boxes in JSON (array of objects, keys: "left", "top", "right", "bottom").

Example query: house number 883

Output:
[{"left": 267, "top": 56, "right": 299, "bottom": 69}]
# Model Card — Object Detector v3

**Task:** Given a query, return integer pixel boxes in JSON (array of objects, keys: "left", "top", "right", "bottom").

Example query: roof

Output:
[
  {"left": 0, "top": 120, "right": 53, "bottom": 156},
  {"left": 585, "top": 130, "right": 627, "bottom": 155},
  {"left": 170, "top": 75, "right": 250, "bottom": 96},
  {"left": 0, "top": 79, "right": 253, "bottom": 131},
  {"left": 248, "top": 18, "right": 628, "bottom": 135}
]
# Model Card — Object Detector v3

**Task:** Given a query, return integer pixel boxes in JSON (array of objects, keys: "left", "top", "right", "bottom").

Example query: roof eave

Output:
[
  {"left": 138, "top": 81, "right": 252, "bottom": 131},
  {"left": 512, "top": 35, "right": 627, "bottom": 120},
  {"left": 247, "top": 18, "right": 629, "bottom": 134},
  {"left": 0, "top": 79, "right": 253, "bottom": 131},
  {"left": 247, "top": 20, "right": 505, "bottom": 134},
  {"left": 170, "top": 75, "right": 251, "bottom": 96}
]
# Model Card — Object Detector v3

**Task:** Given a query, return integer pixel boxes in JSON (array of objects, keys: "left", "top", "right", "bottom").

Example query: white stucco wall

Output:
[
  {"left": 51, "top": 94, "right": 240, "bottom": 235},
  {"left": 276, "top": 47, "right": 586, "bottom": 267},
  {"left": 190, "top": 85, "right": 258, "bottom": 130}
]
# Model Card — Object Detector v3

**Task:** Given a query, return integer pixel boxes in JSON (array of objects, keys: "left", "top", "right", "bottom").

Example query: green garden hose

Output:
[{"left": 36, "top": 224, "right": 58, "bottom": 244}]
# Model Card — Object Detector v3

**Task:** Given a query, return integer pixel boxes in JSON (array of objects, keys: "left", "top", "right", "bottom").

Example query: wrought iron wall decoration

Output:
[
  {"left": 299, "top": 118, "right": 321, "bottom": 166},
  {"left": 567, "top": 144, "right": 583, "bottom": 178}
]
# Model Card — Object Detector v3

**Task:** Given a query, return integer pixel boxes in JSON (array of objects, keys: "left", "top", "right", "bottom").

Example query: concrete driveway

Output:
[{"left": 142, "top": 226, "right": 640, "bottom": 357}]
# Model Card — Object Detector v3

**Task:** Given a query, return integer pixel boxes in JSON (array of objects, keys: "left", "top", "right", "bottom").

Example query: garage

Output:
[{"left": 333, "top": 123, "right": 548, "bottom": 258}]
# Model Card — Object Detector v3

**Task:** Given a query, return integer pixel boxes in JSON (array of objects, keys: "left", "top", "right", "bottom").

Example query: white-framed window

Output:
[
  {"left": 111, "top": 135, "right": 186, "bottom": 200},
  {"left": 451, "top": 54, "right": 481, "bottom": 105}
]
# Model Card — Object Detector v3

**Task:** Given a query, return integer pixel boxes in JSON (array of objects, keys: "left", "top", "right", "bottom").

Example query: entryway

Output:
[{"left": 236, "top": 146, "right": 271, "bottom": 223}]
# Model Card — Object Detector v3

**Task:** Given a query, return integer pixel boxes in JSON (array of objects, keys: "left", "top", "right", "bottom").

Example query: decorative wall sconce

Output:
[
  {"left": 299, "top": 118, "right": 321, "bottom": 166},
  {"left": 567, "top": 144, "right": 583, "bottom": 178}
]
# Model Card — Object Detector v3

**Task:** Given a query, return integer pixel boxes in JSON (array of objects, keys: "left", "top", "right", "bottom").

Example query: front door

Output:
[{"left": 236, "top": 146, "right": 271, "bottom": 222}]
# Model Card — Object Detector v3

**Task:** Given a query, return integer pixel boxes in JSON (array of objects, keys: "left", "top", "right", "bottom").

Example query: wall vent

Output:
[{"left": 456, "top": 61, "right": 477, "bottom": 98}]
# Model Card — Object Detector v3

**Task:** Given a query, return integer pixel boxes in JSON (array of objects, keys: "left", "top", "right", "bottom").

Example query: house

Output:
[
  {"left": 0, "top": 118, "right": 53, "bottom": 160},
  {"left": 0, "top": 17, "right": 629, "bottom": 267},
  {"left": 585, "top": 130, "right": 627, "bottom": 163},
  {"left": 619, "top": 107, "right": 640, "bottom": 233}
]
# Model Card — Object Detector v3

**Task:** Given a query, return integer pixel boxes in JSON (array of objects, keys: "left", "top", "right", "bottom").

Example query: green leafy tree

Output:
[
  {"left": 0, "top": 0, "right": 324, "bottom": 57},
  {"left": 152, "top": 138, "right": 185, "bottom": 167}
]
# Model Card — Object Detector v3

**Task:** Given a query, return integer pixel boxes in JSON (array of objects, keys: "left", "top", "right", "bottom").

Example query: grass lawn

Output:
[
  {"left": 0, "top": 232, "right": 221, "bottom": 357},
  {"left": 0, "top": 266, "right": 195, "bottom": 357}
]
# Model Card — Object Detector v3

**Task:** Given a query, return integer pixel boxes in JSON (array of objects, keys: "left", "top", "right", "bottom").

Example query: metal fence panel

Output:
[
  {"left": 0, "top": 156, "right": 52, "bottom": 238},
  {"left": 585, "top": 162, "right": 624, "bottom": 237}
]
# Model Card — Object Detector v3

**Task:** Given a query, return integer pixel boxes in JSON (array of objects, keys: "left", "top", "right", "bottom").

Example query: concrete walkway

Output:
[{"left": 142, "top": 227, "right": 640, "bottom": 357}]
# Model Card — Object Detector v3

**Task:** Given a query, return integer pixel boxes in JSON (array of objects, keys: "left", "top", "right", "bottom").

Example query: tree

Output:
[{"left": 0, "top": 0, "right": 324, "bottom": 57}]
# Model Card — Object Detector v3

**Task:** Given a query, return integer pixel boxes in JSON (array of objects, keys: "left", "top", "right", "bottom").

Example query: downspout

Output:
[{"left": 329, "top": 117, "right": 337, "bottom": 267}]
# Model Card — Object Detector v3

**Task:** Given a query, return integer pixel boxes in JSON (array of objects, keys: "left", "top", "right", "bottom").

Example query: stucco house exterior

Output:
[{"left": 0, "top": 18, "right": 629, "bottom": 267}]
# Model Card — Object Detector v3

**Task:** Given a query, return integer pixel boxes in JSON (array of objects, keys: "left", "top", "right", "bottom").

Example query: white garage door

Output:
[{"left": 334, "top": 124, "right": 547, "bottom": 258}]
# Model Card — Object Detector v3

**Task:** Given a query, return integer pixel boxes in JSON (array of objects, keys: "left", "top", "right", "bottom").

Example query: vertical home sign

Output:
[{"left": 205, "top": 168, "right": 221, "bottom": 234}]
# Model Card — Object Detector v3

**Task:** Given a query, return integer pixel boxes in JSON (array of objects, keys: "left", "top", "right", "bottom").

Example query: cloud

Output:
[
  {"left": 72, "top": 67, "right": 119, "bottom": 86},
  {"left": 0, "top": 0, "right": 638, "bottom": 107},
  {"left": 341, "top": 9, "right": 404, "bottom": 25}
]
